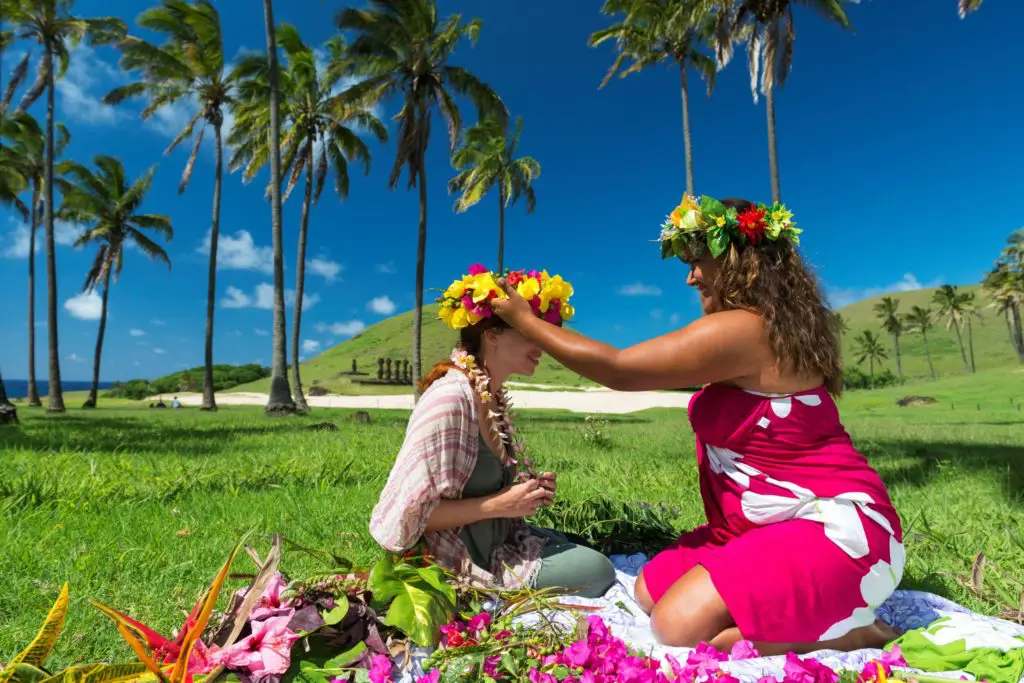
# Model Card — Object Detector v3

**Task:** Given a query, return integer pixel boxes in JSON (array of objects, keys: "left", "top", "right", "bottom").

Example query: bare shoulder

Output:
[{"left": 683, "top": 308, "right": 766, "bottom": 342}]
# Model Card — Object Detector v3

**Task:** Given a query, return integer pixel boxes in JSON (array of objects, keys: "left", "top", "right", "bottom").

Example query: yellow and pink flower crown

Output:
[
  {"left": 659, "top": 194, "right": 801, "bottom": 260},
  {"left": 437, "top": 264, "right": 575, "bottom": 330}
]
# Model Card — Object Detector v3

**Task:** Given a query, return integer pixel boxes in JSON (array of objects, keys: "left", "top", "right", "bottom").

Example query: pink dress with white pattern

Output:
[{"left": 641, "top": 383, "right": 904, "bottom": 643}]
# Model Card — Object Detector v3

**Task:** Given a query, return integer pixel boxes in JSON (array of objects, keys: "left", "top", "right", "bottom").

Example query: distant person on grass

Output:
[
  {"left": 490, "top": 196, "right": 904, "bottom": 654},
  {"left": 172, "top": 396, "right": 181, "bottom": 409},
  {"left": 370, "top": 266, "right": 615, "bottom": 598}
]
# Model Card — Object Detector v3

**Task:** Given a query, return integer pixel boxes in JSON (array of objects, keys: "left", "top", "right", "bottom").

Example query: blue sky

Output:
[{"left": 2, "top": 0, "right": 1022, "bottom": 382}]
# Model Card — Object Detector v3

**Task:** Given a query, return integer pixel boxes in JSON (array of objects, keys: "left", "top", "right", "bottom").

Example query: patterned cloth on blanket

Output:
[{"left": 394, "top": 553, "right": 1024, "bottom": 683}]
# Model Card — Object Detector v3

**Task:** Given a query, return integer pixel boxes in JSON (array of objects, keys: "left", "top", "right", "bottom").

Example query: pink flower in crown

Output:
[
  {"left": 782, "top": 653, "right": 839, "bottom": 683},
  {"left": 527, "top": 270, "right": 541, "bottom": 280},
  {"left": 730, "top": 640, "right": 761, "bottom": 661},
  {"left": 468, "top": 264, "right": 488, "bottom": 275},
  {"left": 544, "top": 306, "right": 561, "bottom": 324}
]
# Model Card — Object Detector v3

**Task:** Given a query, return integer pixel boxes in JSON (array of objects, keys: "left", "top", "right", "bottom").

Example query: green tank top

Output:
[{"left": 459, "top": 435, "right": 516, "bottom": 569}]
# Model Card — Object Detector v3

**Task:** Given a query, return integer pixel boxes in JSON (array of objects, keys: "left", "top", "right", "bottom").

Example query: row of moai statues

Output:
[{"left": 377, "top": 357, "right": 412, "bottom": 385}]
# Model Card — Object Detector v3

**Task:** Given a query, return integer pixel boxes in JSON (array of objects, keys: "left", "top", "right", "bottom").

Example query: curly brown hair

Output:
[{"left": 701, "top": 198, "right": 843, "bottom": 395}]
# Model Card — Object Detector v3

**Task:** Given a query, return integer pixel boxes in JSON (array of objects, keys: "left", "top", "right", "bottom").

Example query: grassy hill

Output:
[
  {"left": 232, "top": 304, "right": 594, "bottom": 394},
  {"left": 838, "top": 285, "right": 1020, "bottom": 379},
  {"left": 234, "top": 286, "right": 1021, "bottom": 395}
]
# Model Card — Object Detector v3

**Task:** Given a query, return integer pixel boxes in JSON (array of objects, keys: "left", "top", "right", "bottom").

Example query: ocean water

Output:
[{"left": 5, "top": 380, "right": 113, "bottom": 399}]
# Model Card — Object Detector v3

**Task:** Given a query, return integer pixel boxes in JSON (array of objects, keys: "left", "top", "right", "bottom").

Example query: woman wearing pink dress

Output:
[{"left": 490, "top": 195, "right": 903, "bottom": 654}]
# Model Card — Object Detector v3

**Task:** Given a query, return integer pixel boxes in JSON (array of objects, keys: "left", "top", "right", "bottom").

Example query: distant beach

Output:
[{"left": 6, "top": 380, "right": 113, "bottom": 399}]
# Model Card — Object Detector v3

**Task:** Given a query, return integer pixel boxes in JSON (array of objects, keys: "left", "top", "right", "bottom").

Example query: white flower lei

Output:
[{"left": 450, "top": 347, "right": 535, "bottom": 481}]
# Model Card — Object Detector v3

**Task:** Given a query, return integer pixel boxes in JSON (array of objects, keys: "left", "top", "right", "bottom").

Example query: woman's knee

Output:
[
  {"left": 648, "top": 567, "right": 733, "bottom": 647},
  {"left": 575, "top": 549, "right": 617, "bottom": 598},
  {"left": 634, "top": 572, "right": 656, "bottom": 614}
]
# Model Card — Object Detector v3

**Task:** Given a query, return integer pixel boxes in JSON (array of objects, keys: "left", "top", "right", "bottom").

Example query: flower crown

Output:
[
  {"left": 437, "top": 264, "right": 575, "bottom": 330},
  {"left": 659, "top": 194, "right": 802, "bottom": 261}
]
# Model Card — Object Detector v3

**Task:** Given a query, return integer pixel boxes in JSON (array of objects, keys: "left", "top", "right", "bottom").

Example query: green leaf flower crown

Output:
[{"left": 658, "top": 194, "right": 802, "bottom": 261}]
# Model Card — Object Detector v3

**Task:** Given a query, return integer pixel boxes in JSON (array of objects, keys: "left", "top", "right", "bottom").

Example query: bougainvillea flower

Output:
[
  {"left": 730, "top": 640, "right": 761, "bottom": 661},
  {"left": 368, "top": 654, "right": 393, "bottom": 683},
  {"left": 467, "top": 263, "right": 488, "bottom": 275},
  {"left": 782, "top": 652, "right": 840, "bottom": 683}
]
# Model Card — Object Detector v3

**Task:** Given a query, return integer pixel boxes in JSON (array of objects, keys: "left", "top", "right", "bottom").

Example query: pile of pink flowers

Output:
[{"left": 365, "top": 613, "right": 908, "bottom": 683}]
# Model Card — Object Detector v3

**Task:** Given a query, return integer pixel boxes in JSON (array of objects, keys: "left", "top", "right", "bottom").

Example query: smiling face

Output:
[
  {"left": 685, "top": 251, "right": 723, "bottom": 315},
  {"left": 482, "top": 327, "right": 544, "bottom": 378}
]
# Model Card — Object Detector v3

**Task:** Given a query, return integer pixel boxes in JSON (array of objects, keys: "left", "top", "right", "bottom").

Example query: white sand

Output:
[{"left": 155, "top": 387, "right": 691, "bottom": 414}]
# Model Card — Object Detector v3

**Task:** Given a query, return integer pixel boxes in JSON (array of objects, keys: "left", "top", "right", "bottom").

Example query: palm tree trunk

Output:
[
  {"left": 26, "top": 180, "right": 41, "bottom": 407},
  {"left": 263, "top": 0, "right": 296, "bottom": 416},
  {"left": 202, "top": 122, "right": 224, "bottom": 412},
  {"left": 765, "top": 86, "right": 782, "bottom": 204},
  {"left": 967, "top": 317, "right": 976, "bottom": 372},
  {"left": 680, "top": 63, "right": 695, "bottom": 197},
  {"left": 952, "top": 320, "right": 969, "bottom": 373},
  {"left": 0, "top": 368, "right": 18, "bottom": 425},
  {"left": 412, "top": 116, "right": 428, "bottom": 401},
  {"left": 893, "top": 334, "right": 902, "bottom": 378},
  {"left": 84, "top": 270, "right": 112, "bottom": 409},
  {"left": 922, "top": 330, "right": 936, "bottom": 380},
  {"left": 869, "top": 356, "right": 874, "bottom": 379},
  {"left": 290, "top": 147, "right": 314, "bottom": 414},
  {"left": 1011, "top": 302, "right": 1024, "bottom": 363},
  {"left": 497, "top": 183, "right": 505, "bottom": 274},
  {"left": 43, "top": 40, "right": 64, "bottom": 413}
]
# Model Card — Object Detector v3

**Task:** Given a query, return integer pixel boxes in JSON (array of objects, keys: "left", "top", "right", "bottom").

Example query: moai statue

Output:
[
  {"left": 377, "top": 357, "right": 384, "bottom": 380},
  {"left": 385, "top": 357, "right": 393, "bottom": 383},
  {"left": 351, "top": 359, "right": 358, "bottom": 374},
  {"left": 403, "top": 359, "right": 411, "bottom": 385}
]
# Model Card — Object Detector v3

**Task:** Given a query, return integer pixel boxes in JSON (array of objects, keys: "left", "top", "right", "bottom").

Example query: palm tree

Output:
[
  {"left": 449, "top": 116, "right": 540, "bottom": 273},
  {"left": 707, "top": 0, "right": 854, "bottom": 202},
  {"left": 105, "top": 0, "right": 236, "bottom": 412},
  {"left": 904, "top": 305, "right": 937, "bottom": 380},
  {"left": 335, "top": 0, "right": 507, "bottom": 392},
  {"left": 958, "top": 0, "right": 982, "bottom": 18},
  {"left": 0, "top": 112, "right": 70, "bottom": 408},
  {"left": 231, "top": 27, "right": 386, "bottom": 413},
  {"left": 853, "top": 330, "right": 887, "bottom": 379},
  {"left": 932, "top": 284, "right": 972, "bottom": 373},
  {"left": 1, "top": 0, "right": 127, "bottom": 413},
  {"left": 57, "top": 155, "right": 172, "bottom": 408},
  {"left": 0, "top": 368, "right": 17, "bottom": 425},
  {"left": 872, "top": 296, "right": 903, "bottom": 378},
  {"left": 589, "top": 0, "right": 716, "bottom": 196},
  {"left": 982, "top": 262, "right": 1024, "bottom": 363},
  {"left": 833, "top": 311, "right": 850, "bottom": 343}
]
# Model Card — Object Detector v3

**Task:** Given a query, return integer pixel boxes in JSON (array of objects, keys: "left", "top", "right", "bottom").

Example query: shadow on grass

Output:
[{"left": 865, "top": 439, "right": 1024, "bottom": 505}]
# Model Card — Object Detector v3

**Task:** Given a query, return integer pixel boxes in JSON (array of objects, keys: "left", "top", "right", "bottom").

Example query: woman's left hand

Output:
[
  {"left": 538, "top": 472, "right": 557, "bottom": 502},
  {"left": 490, "top": 279, "right": 534, "bottom": 327}
]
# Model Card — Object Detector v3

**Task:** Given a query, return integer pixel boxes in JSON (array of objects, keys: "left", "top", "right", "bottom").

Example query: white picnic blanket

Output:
[{"left": 399, "top": 553, "right": 1024, "bottom": 682}]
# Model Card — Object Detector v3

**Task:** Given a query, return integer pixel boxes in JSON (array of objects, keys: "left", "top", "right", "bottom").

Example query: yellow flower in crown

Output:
[
  {"left": 670, "top": 195, "right": 704, "bottom": 232},
  {"left": 436, "top": 265, "right": 575, "bottom": 330},
  {"left": 470, "top": 272, "right": 501, "bottom": 303},
  {"left": 560, "top": 303, "right": 575, "bottom": 321},
  {"left": 444, "top": 277, "right": 468, "bottom": 300},
  {"left": 538, "top": 271, "right": 573, "bottom": 314},
  {"left": 516, "top": 274, "right": 541, "bottom": 300}
]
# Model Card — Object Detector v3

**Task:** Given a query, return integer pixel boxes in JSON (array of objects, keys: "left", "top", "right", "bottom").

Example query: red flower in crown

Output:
[
  {"left": 737, "top": 205, "right": 768, "bottom": 243},
  {"left": 506, "top": 270, "right": 524, "bottom": 287}
]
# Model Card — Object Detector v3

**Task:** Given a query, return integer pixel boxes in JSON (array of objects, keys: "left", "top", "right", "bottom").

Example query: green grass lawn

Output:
[{"left": 1, "top": 371, "right": 1022, "bottom": 666}]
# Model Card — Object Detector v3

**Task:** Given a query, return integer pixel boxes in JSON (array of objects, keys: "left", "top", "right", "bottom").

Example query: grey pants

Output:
[{"left": 529, "top": 527, "right": 617, "bottom": 599}]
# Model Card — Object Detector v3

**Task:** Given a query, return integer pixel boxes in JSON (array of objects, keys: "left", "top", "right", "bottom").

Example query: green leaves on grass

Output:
[{"left": 368, "top": 554, "right": 456, "bottom": 647}]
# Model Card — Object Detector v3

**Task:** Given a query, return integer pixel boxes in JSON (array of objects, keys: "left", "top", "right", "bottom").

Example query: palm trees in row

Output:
[
  {"left": 591, "top": 0, "right": 855, "bottom": 203},
  {"left": 1, "top": 0, "right": 127, "bottom": 413}
]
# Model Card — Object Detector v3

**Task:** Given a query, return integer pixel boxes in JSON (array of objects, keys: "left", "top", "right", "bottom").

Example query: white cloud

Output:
[
  {"left": 650, "top": 308, "right": 664, "bottom": 320},
  {"left": 827, "top": 273, "right": 943, "bottom": 309},
  {"left": 367, "top": 295, "right": 397, "bottom": 316},
  {"left": 314, "top": 320, "right": 366, "bottom": 338},
  {"left": 669, "top": 313, "right": 682, "bottom": 326},
  {"left": 618, "top": 282, "right": 663, "bottom": 297},
  {"left": 221, "top": 286, "right": 252, "bottom": 309},
  {"left": 307, "top": 258, "right": 342, "bottom": 282},
  {"left": 129, "top": 328, "right": 146, "bottom": 337},
  {"left": 64, "top": 291, "right": 103, "bottom": 320},
  {"left": 301, "top": 339, "right": 321, "bottom": 354},
  {"left": 2, "top": 218, "right": 80, "bottom": 258},
  {"left": 220, "top": 283, "right": 318, "bottom": 311},
  {"left": 253, "top": 328, "right": 269, "bottom": 336},
  {"left": 199, "top": 229, "right": 274, "bottom": 274},
  {"left": 133, "top": 361, "right": 142, "bottom": 367},
  {"left": 154, "top": 347, "right": 166, "bottom": 355},
  {"left": 66, "top": 353, "right": 83, "bottom": 362},
  {"left": 56, "top": 45, "right": 124, "bottom": 126},
  {"left": 152, "top": 318, "right": 166, "bottom": 326},
  {"left": 376, "top": 261, "right": 397, "bottom": 274}
]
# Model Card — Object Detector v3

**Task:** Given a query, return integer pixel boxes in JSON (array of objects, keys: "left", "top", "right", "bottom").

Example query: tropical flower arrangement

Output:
[
  {"left": 437, "top": 264, "right": 575, "bottom": 330},
  {"left": 659, "top": 195, "right": 802, "bottom": 261},
  {"left": 0, "top": 535, "right": 914, "bottom": 683}
]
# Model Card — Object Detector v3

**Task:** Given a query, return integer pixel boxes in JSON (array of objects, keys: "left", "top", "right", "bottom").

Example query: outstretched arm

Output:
[{"left": 491, "top": 289, "right": 767, "bottom": 391}]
